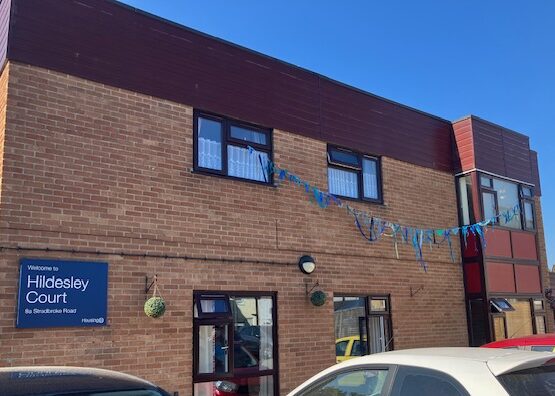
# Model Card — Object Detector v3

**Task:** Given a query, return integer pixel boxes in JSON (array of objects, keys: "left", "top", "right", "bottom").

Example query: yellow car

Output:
[{"left": 335, "top": 335, "right": 366, "bottom": 363}]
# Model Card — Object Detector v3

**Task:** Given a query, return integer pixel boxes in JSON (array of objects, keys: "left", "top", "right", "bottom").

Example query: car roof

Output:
[
  {"left": 0, "top": 366, "right": 168, "bottom": 396},
  {"left": 483, "top": 334, "right": 555, "bottom": 348},
  {"left": 338, "top": 348, "right": 554, "bottom": 375},
  {"left": 288, "top": 348, "right": 555, "bottom": 396}
]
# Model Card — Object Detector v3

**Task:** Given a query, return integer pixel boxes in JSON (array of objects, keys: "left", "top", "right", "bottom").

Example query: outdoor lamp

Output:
[{"left": 298, "top": 255, "right": 316, "bottom": 274}]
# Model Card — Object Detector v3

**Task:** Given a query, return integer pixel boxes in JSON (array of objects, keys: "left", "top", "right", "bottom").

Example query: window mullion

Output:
[
  {"left": 357, "top": 159, "right": 364, "bottom": 199},
  {"left": 223, "top": 119, "right": 229, "bottom": 176}
]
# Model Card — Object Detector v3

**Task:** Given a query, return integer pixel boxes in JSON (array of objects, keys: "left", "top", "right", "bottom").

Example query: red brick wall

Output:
[
  {"left": 535, "top": 197, "right": 554, "bottom": 331},
  {"left": 0, "top": 62, "right": 467, "bottom": 394}
]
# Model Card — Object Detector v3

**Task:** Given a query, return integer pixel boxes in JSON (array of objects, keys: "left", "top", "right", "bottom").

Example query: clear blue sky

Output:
[{"left": 120, "top": 0, "right": 555, "bottom": 268}]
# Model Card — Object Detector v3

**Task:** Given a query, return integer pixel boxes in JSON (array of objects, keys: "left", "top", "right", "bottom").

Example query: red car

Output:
[{"left": 482, "top": 334, "right": 555, "bottom": 352}]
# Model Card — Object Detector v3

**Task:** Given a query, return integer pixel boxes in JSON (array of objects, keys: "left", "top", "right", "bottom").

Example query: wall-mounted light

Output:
[{"left": 298, "top": 255, "right": 316, "bottom": 274}]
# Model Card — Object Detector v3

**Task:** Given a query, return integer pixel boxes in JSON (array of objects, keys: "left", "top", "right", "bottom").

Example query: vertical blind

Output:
[{"left": 368, "top": 316, "right": 386, "bottom": 354}]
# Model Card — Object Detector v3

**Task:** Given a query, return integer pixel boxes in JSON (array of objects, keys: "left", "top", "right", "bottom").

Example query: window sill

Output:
[
  {"left": 330, "top": 193, "right": 384, "bottom": 206},
  {"left": 191, "top": 168, "right": 277, "bottom": 188}
]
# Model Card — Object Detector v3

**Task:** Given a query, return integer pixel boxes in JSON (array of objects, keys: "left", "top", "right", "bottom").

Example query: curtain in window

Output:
[
  {"left": 524, "top": 201, "right": 535, "bottom": 229},
  {"left": 198, "top": 325, "right": 216, "bottom": 374},
  {"left": 227, "top": 146, "right": 269, "bottom": 182},
  {"left": 258, "top": 297, "right": 273, "bottom": 370},
  {"left": 198, "top": 137, "right": 222, "bottom": 170},
  {"left": 328, "top": 168, "right": 358, "bottom": 198},
  {"left": 363, "top": 159, "right": 378, "bottom": 199},
  {"left": 368, "top": 316, "right": 386, "bottom": 354}
]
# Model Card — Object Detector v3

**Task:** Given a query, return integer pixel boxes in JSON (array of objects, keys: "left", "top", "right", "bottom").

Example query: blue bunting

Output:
[
  {"left": 246, "top": 146, "right": 522, "bottom": 271},
  {"left": 461, "top": 225, "right": 469, "bottom": 248}
]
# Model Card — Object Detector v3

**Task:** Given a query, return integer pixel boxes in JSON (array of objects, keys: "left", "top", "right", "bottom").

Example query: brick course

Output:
[{"left": 1, "top": 62, "right": 470, "bottom": 394}]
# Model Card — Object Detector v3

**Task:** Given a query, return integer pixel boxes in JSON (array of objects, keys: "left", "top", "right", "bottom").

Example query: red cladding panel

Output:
[
  {"left": 472, "top": 117, "right": 534, "bottom": 184},
  {"left": 464, "top": 262, "right": 482, "bottom": 294},
  {"left": 487, "top": 262, "right": 516, "bottom": 293},
  {"left": 453, "top": 118, "right": 475, "bottom": 173},
  {"left": 511, "top": 232, "right": 538, "bottom": 261},
  {"left": 515, "top": 265, "right": 541, "bottom": 293},
  {"left": 484, "top": 229, "right": 512, "bottom": 258},
  {"left": 463, "top": 233, "right": 479, "bottom": 258}
]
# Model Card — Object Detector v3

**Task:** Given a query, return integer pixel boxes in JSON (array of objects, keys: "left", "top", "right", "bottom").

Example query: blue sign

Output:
[{"left": 17, "top": 258, "right": 108, "bottom": 328}]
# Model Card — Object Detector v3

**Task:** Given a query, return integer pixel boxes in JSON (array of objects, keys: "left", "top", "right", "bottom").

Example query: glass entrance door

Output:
[{"left": 334, "top": 295, "right": 392, "bottom": 363}]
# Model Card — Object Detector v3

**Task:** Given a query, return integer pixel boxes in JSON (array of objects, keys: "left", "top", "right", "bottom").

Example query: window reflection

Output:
[{"left": 492, "top": 179, "right": 521, "bottom": 228}]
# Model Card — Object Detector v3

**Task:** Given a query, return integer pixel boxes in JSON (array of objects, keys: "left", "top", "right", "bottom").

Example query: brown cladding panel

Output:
[
  {"left": 8, "top": 0, "right": 323, "bottom": 139},
  {"left": 472, "top": 119, "right": 506, "bottom": 176},
  {"left": 319, "top": 79, "right": 453, "bottom": 169},
  {"left": 502, "top": 131, "right": 532, "bottom": 182},
  {"left": 0, "top": 0, "right": 10, "bottom": 70},
  {"left": 514, "top": 265, "right": 541, "bottom": 294},
  {"left": 530, "top": 151, "right": 541, "bottom": 195},
  {"left": 471, "top": 117, "right": 536, "bottom": 186},
  {"left": 6, "top": 0, "right": 454, "bottom": 172},
  {"left": 487, "top": 262, "right": 515, "bottom": 293},
  {"left": 453, "top": 118, "right": 475, "bottom": 173},
  {"left": 511, "top": 231, "right": 538, "bottom": 261}
]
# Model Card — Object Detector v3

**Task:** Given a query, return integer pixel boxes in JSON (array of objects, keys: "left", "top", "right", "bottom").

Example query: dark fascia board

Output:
[{"left": 104, "top": 0, "right": 451, "bottom": 126}]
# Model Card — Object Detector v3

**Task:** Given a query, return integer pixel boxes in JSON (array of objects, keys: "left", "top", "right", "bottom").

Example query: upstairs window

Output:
[
  {"left": 521, "top": 186, "right": 535, "bottom": 230},
  {"left": 480, "top": 174, "right": 536, "bottom": 231},
  {"left": 194, "top": 111, "right": 272, "bottom": 183},
  {"left": 327, "top": 146, "right": 381, "bottom": 202},
  {"left": 480, "top": 175, "right": 522, "bottom": 229}
]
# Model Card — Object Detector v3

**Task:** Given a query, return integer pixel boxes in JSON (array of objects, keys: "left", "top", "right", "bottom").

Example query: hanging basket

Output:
[
  {"left": 310, "top": 290, "right": 327, "bottom": 307},
  {"left": 144, "top": 296, "right": 166, "bottom": 318},
  {"left": 144, "top": 275, "right": 166, "bottom": 318}
]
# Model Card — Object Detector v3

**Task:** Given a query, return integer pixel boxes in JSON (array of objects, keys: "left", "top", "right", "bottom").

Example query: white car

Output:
[{"left": 287, "top": 347, "right": 555, "bottom": 396}]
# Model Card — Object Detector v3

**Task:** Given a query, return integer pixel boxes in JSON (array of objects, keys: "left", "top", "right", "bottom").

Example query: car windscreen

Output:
[{"left": 497, "top": 365, "right": 555, "bottom": 395}]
